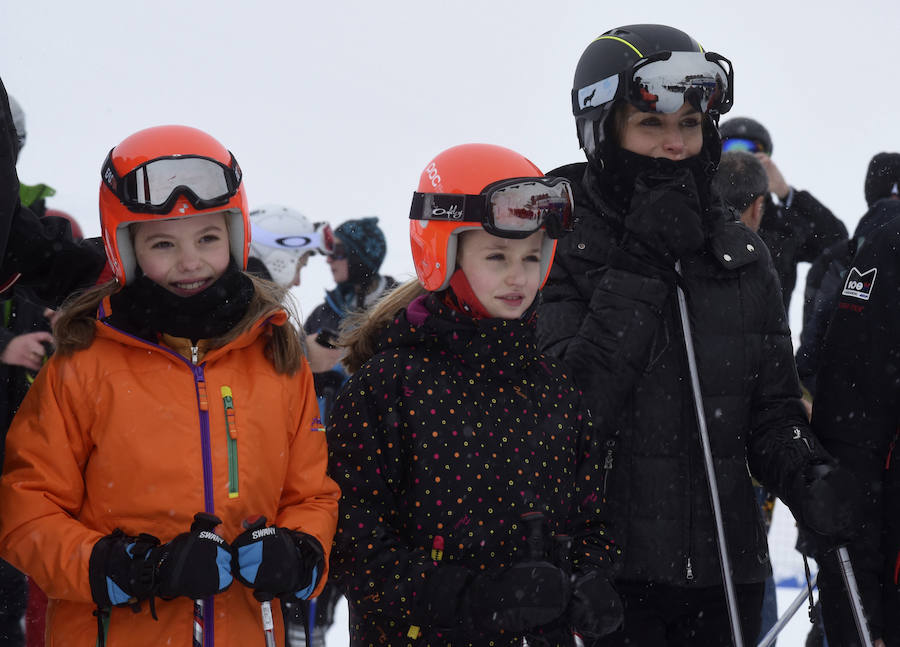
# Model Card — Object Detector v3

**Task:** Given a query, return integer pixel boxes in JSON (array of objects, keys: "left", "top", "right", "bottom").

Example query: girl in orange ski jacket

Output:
[{"left": 0, "top": 125, "right": 339, "bottom": 647}]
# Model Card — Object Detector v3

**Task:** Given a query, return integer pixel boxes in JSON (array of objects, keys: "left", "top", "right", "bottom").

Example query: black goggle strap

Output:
[{"left": 409, "top": 192, "right": 485, "bottom": 225}]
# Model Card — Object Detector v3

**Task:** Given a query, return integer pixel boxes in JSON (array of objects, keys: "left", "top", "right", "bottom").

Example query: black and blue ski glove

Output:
[
  {"left": 89, "top": 512, "right": 234, "bottom": 610},
  {"left": 232, "top": 516, "right": 323, "bottom": 600}
]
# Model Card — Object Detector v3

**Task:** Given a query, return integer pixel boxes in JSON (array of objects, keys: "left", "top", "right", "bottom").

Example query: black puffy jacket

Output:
[
  {"left": 813, "top": 217, "right": 900, "bottom": 644},
  {"left": 537, "top": 161, "right": 827, "bottom": 588},
  {"left": 327, "top": 294, "right": 618, "bottom": 646}
]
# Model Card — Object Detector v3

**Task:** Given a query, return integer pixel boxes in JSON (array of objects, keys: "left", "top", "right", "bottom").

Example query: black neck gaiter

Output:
[{"left": 107, "top": 260, "right": 254, "bottom": 342}]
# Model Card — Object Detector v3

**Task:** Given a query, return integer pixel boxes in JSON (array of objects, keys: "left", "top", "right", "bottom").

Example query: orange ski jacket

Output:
[{"left": 0, "top": 303, "right": 340, "bottom": 646}]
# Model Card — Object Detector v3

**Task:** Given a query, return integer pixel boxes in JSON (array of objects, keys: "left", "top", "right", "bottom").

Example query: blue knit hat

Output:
[{"left": 335, "top": 217, "right": 387, "bottom": 277}]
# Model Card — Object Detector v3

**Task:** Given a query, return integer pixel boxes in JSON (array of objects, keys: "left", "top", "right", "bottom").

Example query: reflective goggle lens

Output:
[
  {"left": 488, "top": 180, "right": 574, "bottom": 238},
  {"left": 103, "top": 152, "right": 241, "bottom": 214},
  {"left": 629, "top": 51, "right": 730, "bottom": 115},
  {"left": 722, "top": 137, "right": 762, "bottom": 153},
  {"left": 127, "top": 157, "right": 231, "bottom": 206}
]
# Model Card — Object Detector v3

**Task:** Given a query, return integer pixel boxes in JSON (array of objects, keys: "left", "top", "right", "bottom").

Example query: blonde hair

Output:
[
  {"left": 339, "top": 279, "right": 426, "bottom": 374},
  {"left": 53, "top": 274, "right": 304, "bottom": 375}
]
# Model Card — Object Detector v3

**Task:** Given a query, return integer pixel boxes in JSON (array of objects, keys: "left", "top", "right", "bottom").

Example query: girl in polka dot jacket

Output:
[{"left": 327, "top": 144, "right": 648, "bottom": 647}]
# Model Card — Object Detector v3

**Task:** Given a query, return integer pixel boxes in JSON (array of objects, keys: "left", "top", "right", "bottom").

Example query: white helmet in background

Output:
[{"left": 249, "top": 204, "right": 333, "bottom": 286}]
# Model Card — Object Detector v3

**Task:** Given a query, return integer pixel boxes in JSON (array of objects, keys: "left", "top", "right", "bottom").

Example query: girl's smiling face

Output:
[
  {"left": 457, "top": 229, "right": 543, "bottom": 319},
  {"left": 133, "top": 211, "right": 231, "bottom": 296}
]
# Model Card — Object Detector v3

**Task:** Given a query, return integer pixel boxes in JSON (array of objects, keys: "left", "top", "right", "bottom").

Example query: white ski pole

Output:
[
  {"left": 837, "top": 546, "right": 874, "bottom": 647},
  {"left": 675, "top": 262, "right": 744, "bottom": 647},
  {"left": 756, "top": 572, "right": 818, "bottom": 647}
]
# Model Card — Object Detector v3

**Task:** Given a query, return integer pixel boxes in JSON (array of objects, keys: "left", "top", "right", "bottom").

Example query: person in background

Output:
[
  {"left": 303, "top": 217, "right": 396, "bottom": 421},
  {"left": 328, "top": 143, "right": 623, "bottom": 646},
  {"left": 796, "top": 152, "right": 900, "bottom": 399},
  {"left": 719, "top": 116, "right": 848, "bottom": 313},
  {"left": 792, "top": 153, "right": 900, "bottom": 647},
  {"left": 713, "top": 150, "right": 769, "bottom": 232},
  {"left": 247, "top": 204, "right": 333, "bottom": 288},
  {"left": 0, "top": 79, "right": 106, "bottom": 305},
  {"left": 0, "top": 125, "right": 339, "bottom": 646},
  {"left": 811, "top": 215, "right": 900, "bottom": 647},
  {"left": 538, "top": 24, "right": 858, "bottom": 645}
]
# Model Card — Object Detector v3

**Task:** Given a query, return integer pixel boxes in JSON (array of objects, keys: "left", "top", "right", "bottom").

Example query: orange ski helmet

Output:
[
  {"left": 99, "top": 125, "right": 249, "bottom": 285},
  {"left": 409, "top": 143, "right": 573, "bottom": 291}
]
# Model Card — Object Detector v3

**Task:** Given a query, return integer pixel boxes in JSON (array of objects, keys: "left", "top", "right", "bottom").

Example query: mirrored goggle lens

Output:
[
  {"left": 722, "top": 137, "right": 762, "bottom": 153},
  {"left": 124, "top": 157, "right": 233, "bottom": 207},
  {"left": 488, "top": 180, "right": 574, "bottom": 237},
  {"left": 629, "top": 51, "right": 729, "bottom": 115}
]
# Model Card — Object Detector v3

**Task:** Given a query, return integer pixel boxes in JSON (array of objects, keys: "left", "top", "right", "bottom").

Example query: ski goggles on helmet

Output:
[
  {"left": 721, "top": 137, "right": 763, "bottom": 154},
  {"left": 410, "top": 177, "right": 575, "bottom": 239},
  {"left": 251, "top": 221, "right": 335, "bottom": 256},
  {"left": 574, "top": 51, "right": 733, "bottom": 117},
  {"left": 101, "top": 151, "right": 243, "bottom": 214}
]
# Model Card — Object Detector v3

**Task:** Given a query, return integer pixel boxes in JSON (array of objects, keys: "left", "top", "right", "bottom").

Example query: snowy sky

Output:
[{"left": 3, "top": 0, "right": 898, "bottom": 330}]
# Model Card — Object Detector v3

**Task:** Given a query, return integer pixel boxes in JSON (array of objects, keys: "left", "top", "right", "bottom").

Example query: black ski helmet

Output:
[
  {"left": 572, "top": 24, "right": 733, "bottom": 158},
  {"left": 719, "top": 117, "right": 773, "bottom": 155}
]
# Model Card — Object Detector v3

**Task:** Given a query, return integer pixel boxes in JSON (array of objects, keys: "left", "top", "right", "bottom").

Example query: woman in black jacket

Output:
[
  {"left": 327, "top": 143, "right": 627, "bottom": 646},
  {"left": 536, "top": 23, "right": 856, "bottom": 645}
]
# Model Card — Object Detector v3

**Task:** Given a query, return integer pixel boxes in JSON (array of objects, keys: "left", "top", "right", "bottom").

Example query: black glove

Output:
[
  {"left": 232, "top": 515, "right": 323, "bottom": 600},
  {"left": 792, "top": 462, "right": 861, "bottom": 549},
  {"left": 422, "top": 561, "right": 571, "bottom": 634},
  {"left": 568, "top": 570, "right": 624, "bottom": 639},
  {"left": 624, "top": 167, "right": 705, "bottom": 267},
  {"left": 470, "top": 561, "right": 571, "bottom": 633},
  {"left": 89, "top": 513, "right": 233, "bottom": 609}
]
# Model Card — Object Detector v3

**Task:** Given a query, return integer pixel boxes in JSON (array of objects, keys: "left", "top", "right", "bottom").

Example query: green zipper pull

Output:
[{"left": 221, "top": 386, "right": 239, "bottom": 499}]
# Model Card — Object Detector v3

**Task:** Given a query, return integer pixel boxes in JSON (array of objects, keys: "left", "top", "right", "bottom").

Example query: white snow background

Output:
[{"left": 4, "top": 1, "right": 895, "bottom": 644}]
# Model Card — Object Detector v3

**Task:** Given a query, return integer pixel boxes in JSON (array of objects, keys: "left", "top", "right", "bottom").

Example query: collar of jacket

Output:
[
  {"left": 97, "top": 294, "right": 288, "bottom": 364},
  {"left": 374, "top": 293, "right": 541, "bottom": 373}
]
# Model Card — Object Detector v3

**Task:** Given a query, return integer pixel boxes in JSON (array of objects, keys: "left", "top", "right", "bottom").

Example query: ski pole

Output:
[
  {"left": 193, "top": 599, "right": 204, "bottom": 647},
  {"left": 190, "top": 512, "right": 224, "bottom": 647},
  {"left": 242, "top": 516, "right": 278, "bottom": 647},
  {"left": 837, "top": 546, "right": 874, "bottom": 647},
  {"left": 756, "top": 572, "right": 818, "bottom": 647},
  {"left": 675, "top": 262, "right": 744, "bottom": 647}
]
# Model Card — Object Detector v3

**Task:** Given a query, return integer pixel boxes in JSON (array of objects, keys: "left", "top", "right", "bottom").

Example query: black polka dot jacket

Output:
[{"left": 327, "top": 293, "right": 617, "bottom": 646}]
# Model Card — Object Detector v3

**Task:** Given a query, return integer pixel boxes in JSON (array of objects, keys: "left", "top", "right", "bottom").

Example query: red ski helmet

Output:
[
  {"left": 99, "top": 125, "right": 249, "bottom": 285},
  {"left": 409, "top": 143, "right": 573, "bottom": 291}
]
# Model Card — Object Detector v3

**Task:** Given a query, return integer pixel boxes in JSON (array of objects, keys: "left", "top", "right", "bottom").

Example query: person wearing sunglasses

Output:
[
  {"left": 720, "top": 116, "right": 848, "bottom": 313},
  {"left": 537, "top": 24, "right": 857, "bottom": 646},
  {"left": 326, "top": 143, "right": 625, "bottom": 646},
  {"left": 302, "top": 216, "right": 397, "bottom": 397}
]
